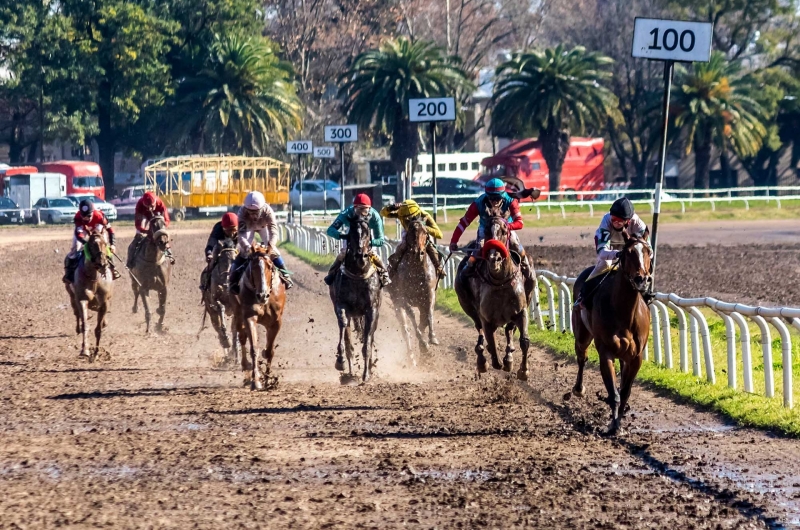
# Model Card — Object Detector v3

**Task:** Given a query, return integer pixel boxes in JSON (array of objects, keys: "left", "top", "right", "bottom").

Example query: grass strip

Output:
[{"left": 283, "top": 242, "right": 800, "bottom": 437}]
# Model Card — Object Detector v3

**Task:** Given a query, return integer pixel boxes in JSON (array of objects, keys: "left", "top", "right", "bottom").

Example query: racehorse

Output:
[
  {"left": 237, "top": 243, "right": 286, "bottom": 390},
  {"left": 65, "top": 229, "right": 113, "bottom": 361},
  {"left": 454, "top": 215, "right": 534, "bottom": 380},
  {"left": 387, "top": 217, "right": 438, "bottom": 365},
  {"left": 571, "top": 230, "right": 652, "bottom": 435},
  {"left": 130, "top": 215, "right": 172, "bottom": 333},
  {"left": 329, "top": 216, "right": 382, "bottom": 383},
  {"left": 200, "top": 238, "right": 242, "bottom": 368}
]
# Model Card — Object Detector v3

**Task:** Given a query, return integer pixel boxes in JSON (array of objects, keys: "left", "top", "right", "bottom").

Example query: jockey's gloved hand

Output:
[
  {"left": 206, "top": 253, "right": 213, "bottom": 262},
  {"left": 449, "top": 242, "right": 459, "bottom": 252},
  {"left": 371, "top": 237, "right": 384, "bottom": 247},
  {"left": 109, "top": 245, "right": 116, "bottom": 253}
]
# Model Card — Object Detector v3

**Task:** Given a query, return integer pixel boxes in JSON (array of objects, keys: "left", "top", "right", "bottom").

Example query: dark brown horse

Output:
[
  {"left": 130, "top": 215, "right": 172, "bottom": 333},
  {"left": 387, "top": 217, "right": 438, "bottom": 365},
  {"left": 65, "top": 230, "right": 113, "bottom": 361},
  {"left": 329, "top": 216, "right": 382, "bottom": 383},
  {"left": 200, "top": 238, "right": 242, "bottom": 368},
  {"left": 571, "top": 231, "right": 652, "bottom": 435},
  {"left": 455, "top": 216, "right": 534, "bottom": 380},
  {"left": 237, "top": 243, "right": 286, "bottom": 390}
]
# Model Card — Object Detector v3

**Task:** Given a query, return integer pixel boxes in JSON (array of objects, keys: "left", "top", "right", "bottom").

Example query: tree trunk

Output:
[
  {"left": 693, "top": 130, "right": 711, "bottom": 190},
  {"left": 389, "top": 118, "right": 419, "bottom": 178},
  {"left": 539, "top": 124, "right": 571, "bottom": 197},
  {"left": 97, "top": 81, "right": 116, "bottom": 192}
]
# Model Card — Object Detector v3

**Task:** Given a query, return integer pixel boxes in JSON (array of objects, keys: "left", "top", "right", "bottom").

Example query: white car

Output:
[
  {"left": 110, "top": 186, "right": 146, "bottom": 217},
  {"left": 290, "top": 180, "right": 341, "bottom": 211},
  {"left": 66, "top": 194, "right": 118, "bottom": 221},
  {"left": 31, "top": 197, "right": 79, "bottom": 224}
]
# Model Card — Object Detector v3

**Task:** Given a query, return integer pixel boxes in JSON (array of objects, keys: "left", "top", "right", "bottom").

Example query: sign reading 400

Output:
[
  {"left": 287, "top": 140, "right": 312, "bottom": 154},
  {"left": 632, "top": 18, "right": 713, "bottom": 63}
]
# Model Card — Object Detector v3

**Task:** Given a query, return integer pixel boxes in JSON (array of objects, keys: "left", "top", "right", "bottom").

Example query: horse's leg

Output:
[
  {"left": 334, "top": 308, "right": 347, "bottom": 371},
  {"left": 572, "top": 317, "right": 594, "bottom": 398},
  {"left": 617, "top": 354, "right": 643, "bottom": 433},
  {"left": 408, "top": 303, "right": 427, "bottom": 354},
  {"left": 236, "top": 314, "right": 251, "bottom": 385},
  {"left": 426, "top": 293, "right": 438, "bottom": 346},
  {"left": 215, "top": 301, "right": 231, "bottom": 349},
  {"left": 475, "top": 327, "right": 487, "bottom": 374},
  {"left": 503, "top": 323, "right": 515, "bottom": 371},
  {"left": 207, "top": 301, "right": 227, "bottom": 368},
  {"left": 67, "top": 287, "right": 81, "bottom": 334},
  {"left": 78, "top": 300, "right": 90, "bottom": 358},
  {"left": 484, "top": 323, "right": 503, "bottom": 371},
  {"left": 131, "top": 279, "right": 139, "bottom": 314},
  {"left": 344, "top": 321, "right": 355, "bottom": 377},
  {"left": 246, "top": 316, "right": 263, "bottom": 391},
  {"left": 262, "top": 315, "right": 282, "bottom": 384},
  {"left": 393, "top": 303, "right": 415, "bottom": 366},
  {"left": 361, "top": 309, "right": 376, "bottom": 383},
  {"left": 515, "top": 311, "right": 531, "bottom": 382},
  {"left": 155, "top": 286, "right": 167, "bottom": 333},
  {"left": 140, "top": 289, "right": 152, "bottom": 333},
  {"left": 92, "top": 300, "right": 107, "bottom": 363},
  {"left": 597, "top": 349, "right": 621, "bottom": 435}
]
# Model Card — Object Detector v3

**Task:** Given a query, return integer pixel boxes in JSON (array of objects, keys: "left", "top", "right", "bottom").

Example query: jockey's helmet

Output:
[
  {"left": 353, "top": 193, "right": 371, "bottom": 207},
  {"left": 485, "top": 178, "right": 506, "bottom": 197},
  {"left": 141, "top": 191, "right": 157, "bottom": 209},
  {"left": 243, "top": 191, "right": 266, "bottom": 211},
  {"left": 400, "top": 199, "right": 421, "bottom": 218},
  {"left": 610, "top": 197, "right": 634, "bottom": 221},
  {"left": 221, "top": 212, "right": 238, "bottom": 230},
  {"left": 78, "top": 199, "right": 95, "bottom": 219}
]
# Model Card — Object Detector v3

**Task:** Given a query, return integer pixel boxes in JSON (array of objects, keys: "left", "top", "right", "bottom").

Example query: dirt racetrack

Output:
[{"left": 1, "top": 228, "right": 800, "bottom": 528}]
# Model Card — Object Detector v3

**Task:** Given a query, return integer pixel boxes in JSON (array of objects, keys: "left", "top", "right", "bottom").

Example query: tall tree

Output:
[
  {"left": 491, "top": 45, "right": 617, "bottom": 193},
  {"left": 671, "top": 52, "right": 767, "bottom": 189},
  {"left": 168, "top": 34, "right": 303, "bottom": 155},
  {"left": 338, "top": 37, "right": 473, "bottom": 175}
]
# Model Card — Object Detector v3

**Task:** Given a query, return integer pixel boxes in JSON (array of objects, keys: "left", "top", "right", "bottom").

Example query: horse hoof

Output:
[
  {"left": 334, "top": 357, "right": 345, "bottom": 372},
  {"left": 572, "top": 385, "right": 585, "bottom": 398},
  {"left": 516, "top": 369, "right": 528, "bottom": 381},
  {"left": 502, "top": 359, "right": 512, "bottom": 372},
  {"left": 506, "top": 346, "right": 516, "bottom": 354},
  {"left": 251, "top": 378, "right": 265, "bottom": 391},
  {"left": 492, "top": 360, "right": 502, "bottom": 370},
  {"left": 75, "top": 325, "right": 81, "bottom": 335},
  {"left": 429, "top": 336, "right": 440, "bottom": 346},
  {"left": 132, "top": 306, "right": 138, "bottom": 314},
  {"left": 477, "top": 361, "right": 488, "bottom": 374}
]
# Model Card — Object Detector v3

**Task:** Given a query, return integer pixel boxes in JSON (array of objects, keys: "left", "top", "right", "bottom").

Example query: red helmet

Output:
[
  {"left": 221, "top": 212, "right": 238, "bottom": 229},
  {"left": 353, "top": 193, "right": 371, "bottom": 207},
  {"left": 141, "top": 191, "right": 157, "bottom": 208}
]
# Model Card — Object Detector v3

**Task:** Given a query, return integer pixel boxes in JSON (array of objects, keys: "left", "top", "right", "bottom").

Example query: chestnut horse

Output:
[
  {"left": 66, "top": 230, "right": 113, "bottom": 361},
  {"left": 571, "top": 231, "right": 652, "bottom": 435},
  {"left": 236, "top": 243, "right": 286, "bottom": 390}
]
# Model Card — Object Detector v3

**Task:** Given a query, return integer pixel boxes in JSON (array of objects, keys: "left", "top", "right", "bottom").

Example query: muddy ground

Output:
[{"left": 1, "top": 230, "right": 799, "bottom": 528}]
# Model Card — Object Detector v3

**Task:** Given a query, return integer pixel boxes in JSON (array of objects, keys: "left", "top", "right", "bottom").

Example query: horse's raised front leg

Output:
[
  {"left": 597, "top": 348, "right": 621, "bottom": 435},
  {"left": 514, "top": 312, "right": 530, "bottom": 381},
  {"left": 78, "top": 300, "right": 90, "bottom": 359},
  {"left": 572, "top": 315, "right": 594, "bottom": 398},
  {"left": 484, "top": 323, "right": 502, "bottom": 371},
  {"left": 503, "top": 323, "right": 516, "bottom": 372},
  {"left": 344, "top": 323, "right": 355, "bottom": 377},
  {"left": 91, "top": 300, "right": 108, "bottom": 363},
  {"left": 155, "top": 287, "right": 167, "bottom": 334},
  {"left": 334, "top": 307, "right": 348, "bottom": 372},
  {"left": 262, "top": 314, "right": 282, "bottom": 387},
  {"left": 131, "top": 280, "right": 140, "bottom": 314},
  {"left": 246, "top": 316, "right": 263, "bottom": 391},
  {"left": 361, "top": 309, "right": 377, "bottom": 383},
  {"left": 393, "top": 303, "right": 415, "bottom": 365},
  {"left": 140, "top": 289, "right": 152, "bottom": 333},
  {"left": 425, "top": 295, "right": 438, "bottom": 346},
  {"left": 236, "top": 314, "right": 251, "bottom": 385},
  {"left": 67, "top": 286, "right": 81, "bottom": 335},
  {"left": 475, "top": 329, "right": 487, "bottom": 374}
]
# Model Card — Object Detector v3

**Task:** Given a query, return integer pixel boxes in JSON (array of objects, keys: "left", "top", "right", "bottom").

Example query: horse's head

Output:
[
  {"left": 481, "top": 239, "right": 511, "bottom": 277},
  {"left": 486, "top": 215, "right": 509, "bottom": 245},
  {"left": 620, "top": 231, "right": 652, "bottom": 294},
  {"left": 405, "top": 217, "right": 428, "bottom": 261},
  {"left": 216, "top": 238, "right": 238, "bottom": 279},
  {"left": 85, "top": 230, "right": 108, "bottom": 271},
  {"left": 346, "top": 217, "right": 372, "bottom": 271},
  {"left": 149, "top": 215, "right": 170, "bottom": 251},
  {"left": 246, "top": 243, "right": 271, "bottom": 303}
]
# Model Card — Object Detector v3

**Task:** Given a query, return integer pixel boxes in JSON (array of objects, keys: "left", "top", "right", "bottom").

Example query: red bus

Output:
[
  {"left": 477, "top": 137, "right": 605, "bottom": 198},
  {"left": 39, "top": 161, "right": 105, "bottom": 199},
  {"left": 0, "top": 166, "right": 38, "bottom": 195}
]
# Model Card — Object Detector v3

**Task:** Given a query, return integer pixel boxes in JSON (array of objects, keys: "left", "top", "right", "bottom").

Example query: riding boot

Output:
[
  {"left": 228, "top": 255, "right": 247, "bottom": 295},
  {"left": 574, "top": 275, "right": 601, "bottom": 311},
  {"left": 518, "top": 251, "right": 532, "bottom": 281},
  {"left": 371, "top": 254, "right": 391, "bottom": 287},
  {"left": 426, "top": 243, "right": 446, "bottom": 279},
  {"left": 109, "top": 263, "right": 122, "bottom": 280},
  {"left": 200, "top": 267, "right": 210, "bottom": 291},
  {"left": 127, "top": 236, "right": 142, "bottom": 268},
  {"left": 63, "top": 256, "right": 78, "bottom": 284},
  {"left": 277, "top": 269, "right": 294, "bottom": 290},
  {"left": 323, "top": 254, "right": 345, "bottom": 286}
]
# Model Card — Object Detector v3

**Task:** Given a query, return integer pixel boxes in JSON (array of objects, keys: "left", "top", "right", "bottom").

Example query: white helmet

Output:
[{"left": 244, "top": 191, "right": 266, "bottom": 211}]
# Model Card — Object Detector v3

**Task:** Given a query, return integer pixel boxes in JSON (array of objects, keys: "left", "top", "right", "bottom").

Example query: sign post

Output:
[
  {"left": 325, "top": 125, "right": 358, "bottom": 211},
  {"left": 632, "top": 18, "right": 712, "bottom": 288},
  {"left": 409, "top": 97, "right": 456, "bottom": 222},
  {"left": 287, "top": 140, "right": 313, "bottom": 225},
  {"left": 314, "top": 146, "right": 335, "bottom": 215}
]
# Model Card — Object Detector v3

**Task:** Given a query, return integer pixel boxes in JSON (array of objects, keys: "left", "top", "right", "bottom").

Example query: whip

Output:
[{"left": 111, "top": 250, "right": 142, "bottom": 287}]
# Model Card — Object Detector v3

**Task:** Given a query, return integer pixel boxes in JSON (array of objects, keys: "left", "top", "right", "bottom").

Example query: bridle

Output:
[
  {"left": 618, "top": 238, "right": 652, "bottom": 294},
  {"left": 243, "top": 251, "right": 270, "bottom": 302}
]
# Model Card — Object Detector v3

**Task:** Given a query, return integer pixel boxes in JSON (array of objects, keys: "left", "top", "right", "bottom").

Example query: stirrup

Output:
[{"left": 112, "top": 269, "right": 122, "bottom": 280}]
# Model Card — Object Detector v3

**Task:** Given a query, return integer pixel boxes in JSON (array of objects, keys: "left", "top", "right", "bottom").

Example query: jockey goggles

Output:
[{"left": 610, "top": 215, "right": 629, "bottom": 226}]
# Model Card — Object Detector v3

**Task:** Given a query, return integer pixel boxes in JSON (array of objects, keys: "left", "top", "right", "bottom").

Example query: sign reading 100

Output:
[{"left": 631, "top": 18, "right": 712, "bottom": 63}]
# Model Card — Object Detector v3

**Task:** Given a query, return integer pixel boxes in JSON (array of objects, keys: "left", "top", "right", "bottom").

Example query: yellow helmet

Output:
[{"left": 400, "top": 199, "right": 421, "bottom": 218}]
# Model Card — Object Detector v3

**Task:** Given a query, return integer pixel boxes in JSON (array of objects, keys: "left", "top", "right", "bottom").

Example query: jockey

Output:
[
  {"left": 199, "top": 212, "right": 238, "bottom": 291},
  {"left": 323, "top": 193, "right": 390, "bottom": 287},
  {"left": 63, "top": 199, "right": 121, "bottom": 283},
  {"left": 126, "top": 191, "right": 174, "bottom": 268},
  {"left": 228, "top": 191, "right": 293, "bottom": 294},
  {"left": 380, "top": 199, "right": 445, "bottom": 279},
  {"left": 574, "top": 197, "right": 650, "bottom": 309},
  {"left": 448, "top": 178, "right": 529, "bottom": 277}
]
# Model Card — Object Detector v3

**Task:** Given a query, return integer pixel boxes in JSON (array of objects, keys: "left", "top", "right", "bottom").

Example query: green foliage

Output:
[
  {"left": 337, "top": 37, "right": 473, "bottom": 174},
  {"left": 169, "top": 34, "right": 302, "bottom": 155}
]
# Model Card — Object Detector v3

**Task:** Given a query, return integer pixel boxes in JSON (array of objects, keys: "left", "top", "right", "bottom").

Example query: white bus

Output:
[{"left": 413, "top": 152, "right": 491, "bottom": 185}]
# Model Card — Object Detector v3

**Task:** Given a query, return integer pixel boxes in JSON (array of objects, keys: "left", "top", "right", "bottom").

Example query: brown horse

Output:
[
  {"left": 387, "top": 217, "right": 438, "bottom": 365},
  {"left": 200, "top": 238, "right": 243, "bottom": 368},
  {"left": 454, "top": 216, "right": 534, "bottom": 380},
  {"left": 236, "top": 243, "right": 286, "bottom": 390},
  {"left": 571, "top": 231, "right": 651, "bottom": 435},
  {"left": 65, "top": 230, "right": 113, "bottom": 361},
  {"left": 130, "top": 215, "right": 172, "bottom": 333}
]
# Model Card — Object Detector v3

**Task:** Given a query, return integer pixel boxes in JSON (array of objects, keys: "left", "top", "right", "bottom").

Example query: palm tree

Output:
[
  {"left": 170, "top": 34, "right": 303, "bottom": 155},
  {"left": 338, "top": 37, "right": 474, "bottom": 176},
  {"left": 491, "top": 45, "right": 617, "bottom": 194},
  {"left": 671, "top": 51, "right": 767, "bottom": 189}
]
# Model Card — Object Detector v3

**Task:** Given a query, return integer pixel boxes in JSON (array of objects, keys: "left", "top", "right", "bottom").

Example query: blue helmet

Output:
[{"left": 485, "top": 178, "right": 506, "bottom": 196}]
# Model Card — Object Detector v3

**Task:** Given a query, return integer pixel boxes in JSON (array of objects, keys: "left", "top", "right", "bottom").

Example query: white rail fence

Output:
[{"left": 280, "top": 223, "right": 796, "bottom": 410}]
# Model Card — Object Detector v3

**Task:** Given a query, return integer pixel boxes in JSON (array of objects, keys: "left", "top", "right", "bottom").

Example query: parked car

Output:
[
  {"left": 290, "top": 180, "right": 341, "bottom": 211},
  {"left": 110, "top": 185, "right": 146, "bottom": 217},
  {"left": 31, "top": 196, "right": 79, "bottom": 224},
  {"left": 0, "top": 197, "right": 25, "bottom": 224},
  {"left": 66, "top": 194, "right": 118, "bottom": 221},
  {"left": 411, "top": 177, "right": 484, "bottom": 207}
]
